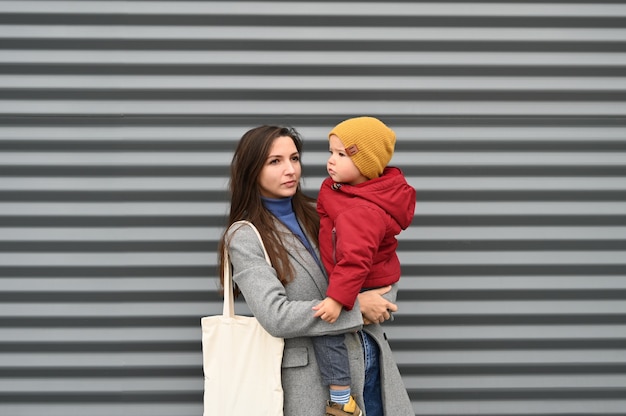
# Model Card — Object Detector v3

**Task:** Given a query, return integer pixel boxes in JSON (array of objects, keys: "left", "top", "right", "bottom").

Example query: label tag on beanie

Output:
[{"left": 346, "top": 144, "right": 359, "bottom": 156}]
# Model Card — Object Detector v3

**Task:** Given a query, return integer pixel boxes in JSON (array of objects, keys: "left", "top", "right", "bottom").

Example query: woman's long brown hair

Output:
[{"left": 218, "top": 125, "right": 320, "bottom": 296}]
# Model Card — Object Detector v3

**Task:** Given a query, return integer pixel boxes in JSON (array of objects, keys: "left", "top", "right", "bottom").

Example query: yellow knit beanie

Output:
[{"left": 328, "top": 116, "right": 396, "bottom": 179}]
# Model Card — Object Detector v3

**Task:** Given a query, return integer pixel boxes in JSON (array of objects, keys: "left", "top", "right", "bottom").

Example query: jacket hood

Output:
[{"left": 325, "top": 167, "right": 416, "bottom": 229}]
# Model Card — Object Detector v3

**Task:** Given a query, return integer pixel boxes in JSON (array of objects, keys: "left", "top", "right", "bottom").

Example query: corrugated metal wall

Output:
[{"left": 1, "top": 1, "right": 625, "bottom": 415}]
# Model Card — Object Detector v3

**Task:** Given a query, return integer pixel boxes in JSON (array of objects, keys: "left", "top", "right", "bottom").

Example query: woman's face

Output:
[
  {"left": 327, "top": 134, "right": 367, "bottom": 185},
  {"left": 258, "top": 135, "right": 301, "bottom": 199}
]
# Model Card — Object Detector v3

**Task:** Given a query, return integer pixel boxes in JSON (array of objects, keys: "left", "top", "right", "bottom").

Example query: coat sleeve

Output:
[
  {"left": 226, "top": 224, "right": 363, "bottom": 339},
  {"left": 383, "top": 283, "right": 399, "bottom": 322},
  {"left": 383, "top": 282, "right": 399, "bottom": 303}
]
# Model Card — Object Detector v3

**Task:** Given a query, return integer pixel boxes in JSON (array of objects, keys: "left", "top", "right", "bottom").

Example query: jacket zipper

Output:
[{"left": 332, "top": 227, "right": 337, "bottom": 264}]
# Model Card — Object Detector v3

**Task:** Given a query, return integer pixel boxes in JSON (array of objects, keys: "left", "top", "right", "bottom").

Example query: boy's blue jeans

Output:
[{"left": 311, "top": 331, "right": 384, "bottom": 416}]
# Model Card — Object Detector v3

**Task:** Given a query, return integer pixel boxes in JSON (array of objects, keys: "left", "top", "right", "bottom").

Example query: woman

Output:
[{"left": 218, "top": 125, "right": 413, "bottom": 416}]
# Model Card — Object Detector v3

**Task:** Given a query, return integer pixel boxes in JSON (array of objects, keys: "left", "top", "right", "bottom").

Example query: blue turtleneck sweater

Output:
[{"left": 261, "top": 196, "right": 320, "bottom": 266}]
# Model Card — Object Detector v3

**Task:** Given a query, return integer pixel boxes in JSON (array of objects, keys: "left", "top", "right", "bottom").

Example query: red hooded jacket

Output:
[{"left": 317, "top": 167, "right": 416, "bottom": 310}]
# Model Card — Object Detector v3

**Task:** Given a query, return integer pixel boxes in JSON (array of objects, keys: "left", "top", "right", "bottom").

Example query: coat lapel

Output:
[{"left": 274, "top": 220, "right": 327, "bottom": 298}]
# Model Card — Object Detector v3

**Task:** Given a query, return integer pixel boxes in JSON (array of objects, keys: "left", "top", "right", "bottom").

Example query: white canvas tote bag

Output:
[{"left": 201, "top": 221, "right": 284, "bottom": 416}]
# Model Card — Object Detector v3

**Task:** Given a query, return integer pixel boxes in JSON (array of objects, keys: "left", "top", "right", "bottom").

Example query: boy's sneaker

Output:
[{"left": 325, "top": 395, "right": 363, "bottom": 416}]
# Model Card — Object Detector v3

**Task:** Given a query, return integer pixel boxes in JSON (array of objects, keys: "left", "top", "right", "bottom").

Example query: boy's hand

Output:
[{"left": 312, "top": 297, "right": 343, "bottom": 323}]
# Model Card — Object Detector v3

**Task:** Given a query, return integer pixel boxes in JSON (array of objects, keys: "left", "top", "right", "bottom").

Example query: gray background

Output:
[{"left": 0, "top": 1, "right": 625, "bottom": 415}]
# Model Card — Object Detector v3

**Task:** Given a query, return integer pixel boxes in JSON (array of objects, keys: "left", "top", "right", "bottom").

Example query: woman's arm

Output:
[{"left": 227, "top": 225, "right": 363, "bottom": 339}]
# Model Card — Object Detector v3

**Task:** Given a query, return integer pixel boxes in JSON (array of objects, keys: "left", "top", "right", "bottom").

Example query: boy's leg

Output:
[
  {"left": 311, "top": 334, "right": 351, "bottom": 388},
  {"left": 312, "top": 335, "right": 362, "bottom": 415}
]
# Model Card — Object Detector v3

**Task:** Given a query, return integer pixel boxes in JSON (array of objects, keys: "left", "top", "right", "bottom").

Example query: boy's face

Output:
[{"left": 327, "top": 135, "right": 368, "bottom": 186}]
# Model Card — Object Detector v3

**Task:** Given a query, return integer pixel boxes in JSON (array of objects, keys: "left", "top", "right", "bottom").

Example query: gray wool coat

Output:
[{"left": 226, "top": 221, "right": 414, "bottom": 416}]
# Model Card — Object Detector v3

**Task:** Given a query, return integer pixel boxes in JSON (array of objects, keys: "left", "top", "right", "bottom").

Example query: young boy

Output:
[{"left": 312, "top": 116, "right": 416, "bottom": 415}]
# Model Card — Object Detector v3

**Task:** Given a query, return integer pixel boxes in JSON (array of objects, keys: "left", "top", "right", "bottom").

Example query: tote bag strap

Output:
[{"left": 223, "top": 220, "right": 271, "bottom": 318}]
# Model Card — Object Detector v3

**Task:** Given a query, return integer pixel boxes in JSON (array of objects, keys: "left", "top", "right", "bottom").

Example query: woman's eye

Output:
[{"left": 292, "top": 155, "right": 300, "bottom": 162}]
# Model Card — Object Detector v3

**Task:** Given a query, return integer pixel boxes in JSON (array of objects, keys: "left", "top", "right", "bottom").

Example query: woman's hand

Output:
[{"left": 357, "top": 286, "right": 398, "bottom": 325}]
